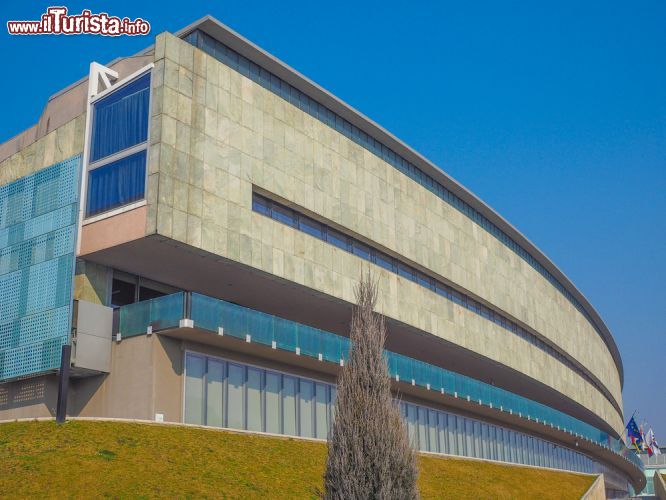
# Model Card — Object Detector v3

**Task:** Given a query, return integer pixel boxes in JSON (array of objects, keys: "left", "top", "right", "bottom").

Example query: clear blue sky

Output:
[{"left": 2, "top": 1, "right": 664, "bottom": 434}]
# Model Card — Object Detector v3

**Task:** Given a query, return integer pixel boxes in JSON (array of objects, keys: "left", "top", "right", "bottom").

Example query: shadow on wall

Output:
[
  {"left": 162, "top": 335, "right": 184, "bottom": 378},
  {"left": 0, "top": 373, "right": 107, "bottom": 419},
  {"left": 0, "top": 377, "right": 56, "bottom": 417},
  {"left": 67, "top": 374, "right": 107, "bottom": 416}
]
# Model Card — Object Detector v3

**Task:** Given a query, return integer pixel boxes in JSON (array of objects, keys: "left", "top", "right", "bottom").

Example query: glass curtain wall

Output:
[
  {"left": 184, "top": 352, "right": 594, "bottom": 474},
  {"left": 185, "top": 352, "right": 334, "bottom": 439}
]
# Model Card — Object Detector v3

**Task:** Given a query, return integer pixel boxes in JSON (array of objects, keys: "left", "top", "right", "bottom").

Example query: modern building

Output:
[{"left": 0, "top": 15, "right": 645, "bottom": 496}]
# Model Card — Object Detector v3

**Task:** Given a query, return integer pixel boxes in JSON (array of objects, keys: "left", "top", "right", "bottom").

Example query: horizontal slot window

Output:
[
  {"left": 251, "top": 192, "right": 614, "bottom": 407},
  {"left": 352, "top": 241, "right": 372, "bottom": 261},
  {"left": 271, "top": 205, "right": 297, "bottom": 227},
  {"left": 326, "top": 229, "right": 350, "bottom": 252},
  {"left": 299, "top": 217, "right": 324, "bottom": 239},
  {"left": 375, "top": 252, "right": 395, "bottom": 273}
]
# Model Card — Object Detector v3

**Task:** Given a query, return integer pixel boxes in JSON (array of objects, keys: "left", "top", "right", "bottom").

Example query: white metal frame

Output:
[
  {"left": 81, "top": 200, "right": 147, "bottom": 225},
  {"left": 77, "top": 62, "right": 154, "bottom": 252}
]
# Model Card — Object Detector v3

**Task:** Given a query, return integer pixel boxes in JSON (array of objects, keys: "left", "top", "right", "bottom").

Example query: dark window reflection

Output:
[
  {"left": 139, "top": 286, "right": 166, "bottom": 302},
  {"left": 111, "top": 278, "right": 136, "bottom": 308}
]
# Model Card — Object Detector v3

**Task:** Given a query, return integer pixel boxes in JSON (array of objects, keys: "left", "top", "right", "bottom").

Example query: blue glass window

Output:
[
  {"left": 326, "top": 229, "right": 350, "bottom": 251},
  {"left": 90, "top": 73, "right": 150, "bottom": 162},
  {"left": 397, "top": 263, "right": 415, "bottom": 281},
  {"left": 252, "top": 194, "right": 271, "bottom": 217},
  {"left": 417, "top": 272, "right": 433, "bottom": 290},
  {"left": 374, "top": 252, "right": 395, "bottom": 272},
  {"left": 299, "top": 217, "right": 324, "bottom": 239},
  {"left": 352, "top": 241, "right": 372, "bottom": 261},
  {"left": 271, "top": 205, "right": 296, "bottom": 227},
  {"left": 86, "top": 151, "right": 146, "bottom": 217},
  {"left": 87, "top": 71, "right": 150, "bottom": 217}
]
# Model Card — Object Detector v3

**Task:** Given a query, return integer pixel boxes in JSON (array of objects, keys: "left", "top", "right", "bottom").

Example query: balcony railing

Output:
[
  {"left": 119, "top": 292, "right": 185, "bottom": 337},
  {"left": 640, "top": 452, "right": 666, "bottom": 467},
  {"left": 118, "top": 291, "right": 643, "bottom": 473}
]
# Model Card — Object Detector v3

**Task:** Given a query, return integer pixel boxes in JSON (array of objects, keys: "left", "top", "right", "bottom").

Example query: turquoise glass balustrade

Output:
[
  {"left": 119, "top": 292, "right": 184, "bottom": 337},
  {"left": 274, "top": 315, "right": 297, "bottom": 351},
  {"left": 117, "top": 291, "right": 643, "bottom": 471}
]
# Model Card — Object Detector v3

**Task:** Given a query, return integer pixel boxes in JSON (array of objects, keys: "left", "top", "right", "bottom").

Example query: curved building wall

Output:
[{"left": 146, "top": 32, "right": 623, "bottom": 436}]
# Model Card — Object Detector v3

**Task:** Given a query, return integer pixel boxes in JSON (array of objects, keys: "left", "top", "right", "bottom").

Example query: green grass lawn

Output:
[{"left": 0, "top": 420, "right": 594, "bottom": 499}]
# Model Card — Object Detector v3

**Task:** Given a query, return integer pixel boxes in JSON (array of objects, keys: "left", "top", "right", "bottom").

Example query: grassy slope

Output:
[{"left": 0, "top": 421, "right": 594, "bottom": 499}]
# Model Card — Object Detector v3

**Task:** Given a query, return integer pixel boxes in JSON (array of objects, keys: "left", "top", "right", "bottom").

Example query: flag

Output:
[
  {"left": 645, "top": 428, "right": 661, "bottom": 456},
  {"left": 645, "top": 428, "right": 654, "bottom": 456},
  {"left": 626, "top": 416, "right": 643, "bottom": 452}
]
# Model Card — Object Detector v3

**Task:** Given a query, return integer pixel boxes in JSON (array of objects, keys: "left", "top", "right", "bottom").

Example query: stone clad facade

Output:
[
  {"left": 0, "top": 116, "right": 85, "bottom": 186},
  {"left": 146, "top": 32, "right": 622, "bottom": 434}
]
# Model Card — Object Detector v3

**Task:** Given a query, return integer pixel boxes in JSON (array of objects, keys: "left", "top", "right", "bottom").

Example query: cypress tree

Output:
[{"left": 323, "top": 273, "right": 418, "bottom": 499}]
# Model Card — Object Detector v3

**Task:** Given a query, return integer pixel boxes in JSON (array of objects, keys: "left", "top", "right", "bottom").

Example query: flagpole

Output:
[{"left": 626, "top": 410, "right": 637, "bottom": 426}]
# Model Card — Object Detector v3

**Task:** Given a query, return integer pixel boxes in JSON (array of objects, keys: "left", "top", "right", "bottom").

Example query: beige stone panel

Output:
[
  {"left": 253, "top": 210, "right": 623, "bottom": 433},
  {"left": 0, "top": 115, "right": 85, "bottom": 185}
]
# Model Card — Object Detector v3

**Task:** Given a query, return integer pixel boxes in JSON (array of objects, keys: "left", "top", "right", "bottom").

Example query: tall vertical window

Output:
[{"left": 86, "top": 71, "right": 151, "bottom": 217}]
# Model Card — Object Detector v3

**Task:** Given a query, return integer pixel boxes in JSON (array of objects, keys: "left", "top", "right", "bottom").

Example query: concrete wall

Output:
[
  {"left": 0, "top": 376, "right": 58, "bottom": 420},
  {"left": 146, "top": 32, "right": 623, "bottom": 434},
  {"left": 580, "top": 474, "right": 605, "bottom": 500},
  {"left": 76, "top": 335, "right": 183, "bottom": 422},
  {"left": 655, "top": 471, "right": 666, "bottom": 500}
]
